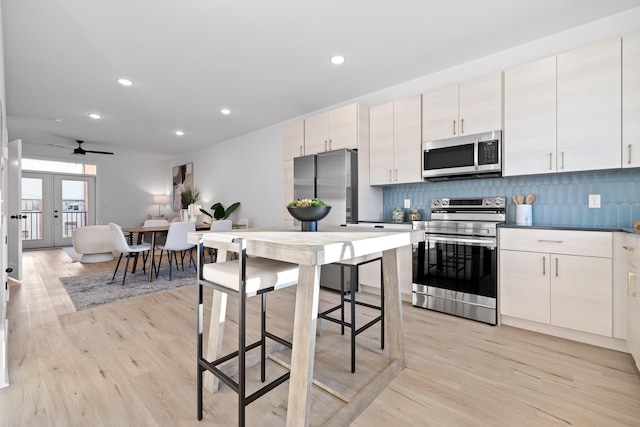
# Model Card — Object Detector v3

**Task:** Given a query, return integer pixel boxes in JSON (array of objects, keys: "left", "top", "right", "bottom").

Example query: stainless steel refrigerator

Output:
[{"left": 293, "top": 148, "right": 358, "bottom": 290}]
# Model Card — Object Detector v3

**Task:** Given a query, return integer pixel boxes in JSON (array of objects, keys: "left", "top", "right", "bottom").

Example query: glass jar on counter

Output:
[
  {"left": 391, "top": 206, "right": 404, "bottom": 222},
  {"left": 408, "top": 208, "right": 421, "bottom": 221}
]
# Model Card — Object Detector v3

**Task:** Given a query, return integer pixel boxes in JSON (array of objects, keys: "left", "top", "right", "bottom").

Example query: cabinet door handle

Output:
[
  {"left": 542, "top": 256, "right": 546, "bottom": 276},
  {"left": 395, "top": 168, "right": 398, "bottom": 182},
  {"left": 560, "top": 151, "right": 565, "bottom": 169},
  {"left": 461, "top": 118, "right": 464, "bottom": 134},
  {"left": 538, "top": 239, "right": 563, "bottom": 244},
  {"left": 555, "top": 258, "right": 559, "bottom": 277},
  {"left": 628, "top": 144, "right": 632, "bottom": 165},
  {"left": 324, "top": 140, "right": 327, "bottom": 151},
  {"left": 623, "top": 246, "right": 635, "bottom": 252},
  {"left": 389, "top": 169, "right": 392, "bottom": 182},
  {"left": 452, "top": 120, "right": 456, "bottom": 136},
  {"left": 299, "top": 145, "right": 303, "bottom": 156},
  {"left": 328, "top": 139, "right": 332, "bottom": 151},
  {"left": 548, "top": 153, "right": 553, "bottom": 170},
  {"left": 628, "top": 272, "right": 637, "bottom": 297}
]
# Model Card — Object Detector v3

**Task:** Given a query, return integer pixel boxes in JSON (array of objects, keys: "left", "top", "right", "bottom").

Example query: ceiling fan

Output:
[{"left": 49, "top": 140, "right": 114, "bottom": 156}]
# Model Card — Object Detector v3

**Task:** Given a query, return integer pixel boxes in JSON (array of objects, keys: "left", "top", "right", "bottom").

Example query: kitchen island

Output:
[{"left": 188, "top": 227, "right": 423, "bottom": 426}]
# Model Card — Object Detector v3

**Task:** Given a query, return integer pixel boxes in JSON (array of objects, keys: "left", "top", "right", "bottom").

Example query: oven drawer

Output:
[
  {"left": 499, "top": 228, "right": 612, "bottom": 258},
  {"left": 413, "top": 284, "right": 496, "bottom": 309}
]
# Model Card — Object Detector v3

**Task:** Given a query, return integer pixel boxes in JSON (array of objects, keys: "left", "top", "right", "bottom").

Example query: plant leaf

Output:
[
  {"left": 223, "top": 202, "right": 241, "bottom": 219},
  {"left": 199, "top": 208, "right": 212, "bottom": 218}
]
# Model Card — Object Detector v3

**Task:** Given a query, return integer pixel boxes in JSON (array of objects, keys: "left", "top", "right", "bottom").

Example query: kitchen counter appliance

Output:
[
  {"left": 412, "top": 197, "right": 505, "bottom": 325},
  {"left": 422, "top": 130, "right": 501, "bottom": 181}
]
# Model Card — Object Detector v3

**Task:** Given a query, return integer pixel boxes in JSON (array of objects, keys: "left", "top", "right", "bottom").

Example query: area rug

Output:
[
  {"left": 60, "top": 266, "right": 197, "bottom": 311},
  {"left": 62, "top": 246, "right": 82, "bottom": 263}
]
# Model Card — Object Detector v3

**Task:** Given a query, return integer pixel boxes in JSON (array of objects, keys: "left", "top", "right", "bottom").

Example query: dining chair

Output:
[
  {"left": 108, "top": 223, "right": 152, "bottom": 285},
  {"left": 143, "top": 218, "right": 169, "bottom": 245},
  {"left": 208, "top": 219, "right": 233, "bottom": 262},
  {"left": 196, "top": 234, "right": 298, "bottom": 426},
  {"left": 319, "top": 253, "right": 384, "bottom": 373},
  {"left": 154, "top": 221, "right": 196, "bottom": 280}
]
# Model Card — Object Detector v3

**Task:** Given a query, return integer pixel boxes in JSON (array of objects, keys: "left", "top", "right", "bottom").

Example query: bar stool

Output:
[
  {"left": 196, "top": 234, "right": 298, "bottom": 427},
  {"left": 318, "top": 253, "right": 384, "bottom": 373}
]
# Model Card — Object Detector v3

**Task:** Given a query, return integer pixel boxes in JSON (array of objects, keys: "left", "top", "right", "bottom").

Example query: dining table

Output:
[
  {"left": 187, "top": 226, "right": 423, "bottom": 427},
  {"left": 121, "top": 223, "right": 211, "bottom": 282}
]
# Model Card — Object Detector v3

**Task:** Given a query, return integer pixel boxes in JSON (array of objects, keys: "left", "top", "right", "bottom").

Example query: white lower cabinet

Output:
[
  {"left": 500, "top": 228, "right": 613, "bottom": 337},
  {"left": 624, "top": 233, "right": 640, "bottom": 370}
]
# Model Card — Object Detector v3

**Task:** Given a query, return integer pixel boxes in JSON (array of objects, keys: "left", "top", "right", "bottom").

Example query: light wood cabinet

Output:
[
  {"left": 557, "top": 38, "right": 621, "bottom": 172},
  {"left": 283, "top": 120, "right": 304, "bottom": 161},
  {"left": 304, "top": 103, "right": 359, "bottom": 154},
  {"left": 500, "top": 228, "right": 613, "bottom": 337},
  {"left": 625, "top": 234, "right": 640, "bottom": 370},
  {"left": 422, "top": 72, "right": 502, "bottom": 141},
  {"left": 370, "top": 95, "right": 422, "bottom": 185},
  {"left": 503, "top": 56, "right": 557, "bottom": 176},
  {"left": 623, "top": 32, "right": 640, "bottom": 168}
]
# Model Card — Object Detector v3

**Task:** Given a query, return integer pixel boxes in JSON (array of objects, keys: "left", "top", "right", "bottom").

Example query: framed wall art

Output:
[{"left": 172, "top": 162, "right": 194, "bottom": 210}]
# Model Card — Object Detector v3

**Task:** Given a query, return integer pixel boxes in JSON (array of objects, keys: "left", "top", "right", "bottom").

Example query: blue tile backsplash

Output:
[{"left": 382, "top": 169, "right": 640, "bottom": 228}]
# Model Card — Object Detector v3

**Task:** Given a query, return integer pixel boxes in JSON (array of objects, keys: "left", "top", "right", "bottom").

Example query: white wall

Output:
[
  {"left": 0, "top": 0, "right": 9, "bottom": 389},
  {"left": 21, "top": 143, "right": 171, "bottom": 226},
  {"left": 170, "top": 123, "right": 284, "bottom": 228}
]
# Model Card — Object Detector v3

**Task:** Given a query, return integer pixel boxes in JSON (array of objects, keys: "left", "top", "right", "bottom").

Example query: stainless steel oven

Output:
[{"left": 412, "top": 197, "right": 505, "bottom": 325}]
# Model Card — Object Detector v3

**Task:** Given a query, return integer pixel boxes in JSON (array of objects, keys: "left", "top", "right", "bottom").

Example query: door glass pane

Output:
[
  {"left": 61, "top": 180, "right": 88, "bottom": 238},
  {"left": 21, "top": 177, "right": 43, "bottom": 241}
]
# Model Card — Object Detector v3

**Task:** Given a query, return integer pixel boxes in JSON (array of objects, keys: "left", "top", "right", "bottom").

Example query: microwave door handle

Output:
[{"left": 474, "top": 140, "right": 479, "bottom": 170}]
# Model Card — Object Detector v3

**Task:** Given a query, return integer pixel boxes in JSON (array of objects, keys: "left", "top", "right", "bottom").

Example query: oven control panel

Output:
[{"left": 431, "top": 197, "right": 505, "bottom": 210}]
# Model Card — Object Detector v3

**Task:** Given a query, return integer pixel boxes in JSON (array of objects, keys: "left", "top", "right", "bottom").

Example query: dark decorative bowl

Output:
[{"left": 287, "top": 206, "right": 331, "bottom": 231}]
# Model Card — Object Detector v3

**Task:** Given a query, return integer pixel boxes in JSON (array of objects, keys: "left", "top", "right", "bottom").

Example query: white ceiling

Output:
[{"left": 3, "top": 0, "right": 640, "bottom": 156}]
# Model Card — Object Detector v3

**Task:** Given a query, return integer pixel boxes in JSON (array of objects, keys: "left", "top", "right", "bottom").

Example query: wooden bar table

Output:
[{"left": 188, "top": 227, "right": 423, "bottom": 426}]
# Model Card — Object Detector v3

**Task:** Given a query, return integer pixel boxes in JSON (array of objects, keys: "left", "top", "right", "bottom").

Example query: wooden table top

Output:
[{"left": 187, "top": 227, "right": 422, "bottom": 266}]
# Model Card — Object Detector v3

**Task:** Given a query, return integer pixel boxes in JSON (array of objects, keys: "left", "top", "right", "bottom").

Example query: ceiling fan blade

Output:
[
  {"left": 83, "top": 149, "right": 114, "bottom": 155},
  {"left": 47, "top": 143, "right": 73, "bottom": 149}
]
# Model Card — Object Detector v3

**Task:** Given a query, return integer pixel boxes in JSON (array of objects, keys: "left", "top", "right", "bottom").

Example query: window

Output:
[{"left": 22, "top": 158, "right": 97, "bottom": 175}]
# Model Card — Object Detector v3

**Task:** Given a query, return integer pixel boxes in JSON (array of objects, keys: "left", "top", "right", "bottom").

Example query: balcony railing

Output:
[{"left": 21, "top": 209, "right": 88, "bottom": 240}]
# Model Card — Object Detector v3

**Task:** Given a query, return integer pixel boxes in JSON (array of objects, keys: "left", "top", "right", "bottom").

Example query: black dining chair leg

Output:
[
  {"left": 154, "top": 250, "right": 163, "bottom": 278},
  {"left": 112, "top": 253, "right": 124, "bottom": 282},
  {"left": 121, "top": 253, "right": 132, "bottom": 286}
]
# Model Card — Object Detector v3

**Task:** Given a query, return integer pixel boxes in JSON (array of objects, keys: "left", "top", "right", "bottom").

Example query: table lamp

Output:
[{"left": 153, "top": 194, "right": 170, "bottom": 216}]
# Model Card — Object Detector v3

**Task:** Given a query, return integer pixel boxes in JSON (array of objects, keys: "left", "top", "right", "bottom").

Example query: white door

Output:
[
  {"left": 21, "top": 172, "right": 96, "bottom": 249},
  {"left": 7, "top": 139, "right": 22, "bottom": 280}
]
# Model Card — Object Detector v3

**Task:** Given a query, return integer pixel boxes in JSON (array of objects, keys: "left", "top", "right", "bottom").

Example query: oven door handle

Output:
[{"left": 427, "top": 235, "right": 496, "bottom": 249}]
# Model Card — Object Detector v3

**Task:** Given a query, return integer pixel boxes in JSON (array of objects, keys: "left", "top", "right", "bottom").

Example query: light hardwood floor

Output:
[{"left": 1, "top": 249, "right": 639, "bottom": 426}]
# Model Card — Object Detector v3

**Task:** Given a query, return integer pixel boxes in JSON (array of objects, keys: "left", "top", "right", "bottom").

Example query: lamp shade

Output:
[{"left": 153, "top": 194, "right": 170, "bottom": 205}]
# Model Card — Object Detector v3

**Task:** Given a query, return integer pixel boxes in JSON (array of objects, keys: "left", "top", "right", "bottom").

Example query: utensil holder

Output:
[{"left": 515, "top": 204, "right": 532, "bottom": 226}]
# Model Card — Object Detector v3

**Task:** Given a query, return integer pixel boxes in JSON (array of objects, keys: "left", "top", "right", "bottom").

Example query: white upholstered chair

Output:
[
  {"left": 109, "top": 223, "right": 151, "bottom": 285},
  {"left": 208, "top": 219, "right": 233, "bottom": 262},
  {"left": 154, "top": 221, "right": 196, "bottom": 280}
]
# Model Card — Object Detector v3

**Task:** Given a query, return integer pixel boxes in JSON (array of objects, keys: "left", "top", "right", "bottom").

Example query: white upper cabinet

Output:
[
  {"left": 370, "top": 95, "right": 422, "bottom": 185},
  {"left": 422, "top": 72, "right": 502, "bottom": 141},
  {"left": 283, "top": 120, "right": 304, "bottom": 161},
  {"left": 503, "top": 56, "right": 557, "bottom": 176},
  {"left": 557, "top": 37, "right": 622, "bottom": 172},
  {"left": 623, "top": 32, "right": 640, "bottom": 168},
  {"left": 304, "top": 103, "right": 359, "bottom": 154}
]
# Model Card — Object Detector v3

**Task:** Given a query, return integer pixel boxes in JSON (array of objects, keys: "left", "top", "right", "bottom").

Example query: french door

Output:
[{"left": 21, "top": 172, "right": 96, "bottom": 249}]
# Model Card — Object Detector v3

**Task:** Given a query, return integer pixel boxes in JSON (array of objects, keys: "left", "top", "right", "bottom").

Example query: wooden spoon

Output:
[
  {"left": 517, "top": 194, "right": 525, "bottom": 205},
  {"left": 512, "top": 195, "right": 519, "bottom": 205},
  {"left": 526, "top": 194, "right": 536, "bottom": 204}
]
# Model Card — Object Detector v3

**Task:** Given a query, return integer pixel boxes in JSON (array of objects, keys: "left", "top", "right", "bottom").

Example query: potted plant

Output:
[
  {"left": 200, "top": 202, "right": 241, "bottom": 220},
  {"left": 181, "top": 185, "right": 201, "bottom": 208}
]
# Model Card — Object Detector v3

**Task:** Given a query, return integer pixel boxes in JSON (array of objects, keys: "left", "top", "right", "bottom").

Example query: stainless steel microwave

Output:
[{"left": 422, "top": 130, "right": 502, "bottom": 181}]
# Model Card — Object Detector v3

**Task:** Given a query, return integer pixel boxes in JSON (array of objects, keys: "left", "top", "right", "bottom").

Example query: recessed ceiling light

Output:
[
  {"left": 175, "top": 130, "right": 184, "bottom": 136},
  {"left": 53, "top": 118, "right": 63, "bottom": 123},
  {"left": 220, "top": 108, "right": 231, "bottom": 115},
  {"left": 330, "top": 55, "right": 345, "bottom": 65},
  {"left": 88, "top": 113, "right": 102, "bottom": 119},
  {"left": 117, "top": 78, "right": 133, "bottom": 86}
]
